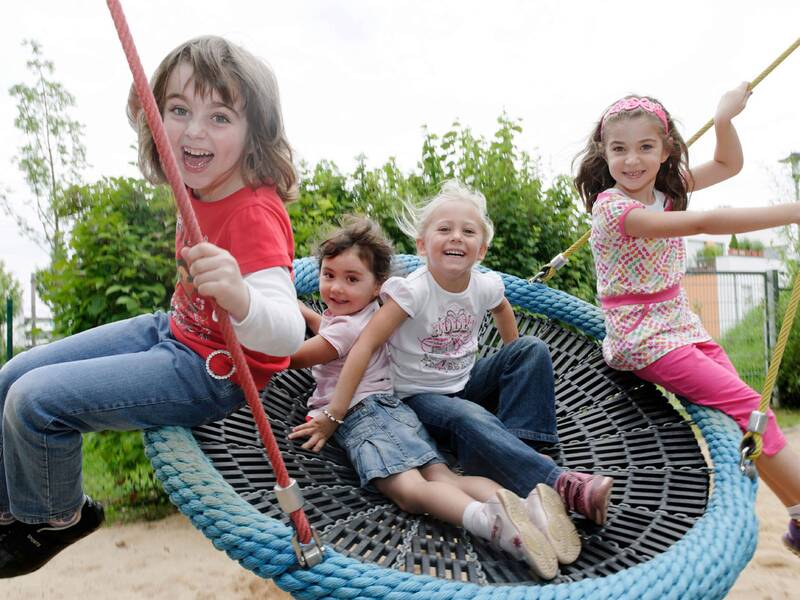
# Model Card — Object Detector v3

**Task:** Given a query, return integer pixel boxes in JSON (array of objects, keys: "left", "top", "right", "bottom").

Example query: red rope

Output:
[{"left": 105, "top": 0, "right": 311, "bottom": 544}]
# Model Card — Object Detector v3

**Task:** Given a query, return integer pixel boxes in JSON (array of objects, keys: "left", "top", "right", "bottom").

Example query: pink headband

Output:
[{"left": 600, "top": 97, "right": 669, "bottom": 135}]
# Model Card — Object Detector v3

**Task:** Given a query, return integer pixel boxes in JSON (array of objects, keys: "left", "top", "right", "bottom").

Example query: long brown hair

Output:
[
  {"left": 128, "top": 36, "right": 298, "bottom": 202},
  {"left": 574, "top": 95, "right": 691, "bottom": 212}
]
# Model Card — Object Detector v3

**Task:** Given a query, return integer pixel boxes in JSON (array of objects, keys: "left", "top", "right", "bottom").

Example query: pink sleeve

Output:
[
  {"left": 593, "top": 193, "right": 644, "bottom": 240},
  {"left": 318, "top": 315, "right": 360, "bottom": 358}
]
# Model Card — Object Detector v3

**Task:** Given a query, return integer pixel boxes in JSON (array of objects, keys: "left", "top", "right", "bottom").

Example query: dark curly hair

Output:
[
  {"left": 574, "top": 95, "right": 692, "bottom": 212},
  {"left": 316, "top": 216, "right": 394, "bottom": 283}
]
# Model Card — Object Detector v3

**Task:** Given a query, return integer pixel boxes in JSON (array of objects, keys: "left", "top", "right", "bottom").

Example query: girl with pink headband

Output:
[{"left": 574, "top": 83, "right": 800, "bottom": 558}]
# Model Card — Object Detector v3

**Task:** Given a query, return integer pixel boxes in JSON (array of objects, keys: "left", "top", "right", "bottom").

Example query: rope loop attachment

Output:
[
  {"left": 738, "top": 410, "right": 767, "bottom": 478},
  {"left": 275, "top": 479, "right": 324, "bottom": 567}
]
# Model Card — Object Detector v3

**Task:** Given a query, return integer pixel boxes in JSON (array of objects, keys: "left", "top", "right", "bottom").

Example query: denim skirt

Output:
[{"left": 333, "top": 393, "right": 445, "bottom": 489}]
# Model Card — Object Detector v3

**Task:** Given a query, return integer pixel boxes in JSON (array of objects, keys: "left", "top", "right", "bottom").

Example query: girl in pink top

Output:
[{"left": 575, "top": 83, "right": 800, "bottom": 556}]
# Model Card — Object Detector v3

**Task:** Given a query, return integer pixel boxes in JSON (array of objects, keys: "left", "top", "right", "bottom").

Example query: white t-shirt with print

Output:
[{"left": 380, "top": 266, "right": 505, "bottom": 397}]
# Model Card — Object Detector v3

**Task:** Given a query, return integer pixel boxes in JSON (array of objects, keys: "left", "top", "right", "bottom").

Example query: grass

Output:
[
  {"left": 775, "top": 407, "right": 800, "bottom": 430},
  {"left": 82, "top": 432, "right": 174, "bottom": 525},
  {"left": 719, "top": 302, "right": 769, "bottom": 394}
]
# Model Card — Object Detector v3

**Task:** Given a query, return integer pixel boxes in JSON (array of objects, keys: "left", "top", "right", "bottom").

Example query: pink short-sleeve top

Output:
[{"left": 590, "top": 189, "right": 710, "bottom": 370}]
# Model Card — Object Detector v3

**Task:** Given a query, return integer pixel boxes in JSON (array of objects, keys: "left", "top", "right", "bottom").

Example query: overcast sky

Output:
[{"left": 2, "top": 0, "right": 799, "bottom": 318}]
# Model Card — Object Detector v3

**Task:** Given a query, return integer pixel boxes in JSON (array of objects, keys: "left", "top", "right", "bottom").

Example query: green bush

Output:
[
  {"left": 38, "top": 177, "right": 175, "bottom": 336},
  {"left": 290, "top": 116, "right": 596, "bottom": 301},
  {"left": 776, "top": 281, "right": 800, "bottom": 408}
]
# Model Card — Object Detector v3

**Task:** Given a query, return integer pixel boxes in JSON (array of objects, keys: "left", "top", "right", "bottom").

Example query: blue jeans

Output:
[
  {"left": 404, "top": 336, "right": 561, "bottom": 497},
  {"left": 334, "top": 393, "right": 445, "bottom": 490},
  {"left": 0, "top": 312, "right": 244, "bottom": 523}
]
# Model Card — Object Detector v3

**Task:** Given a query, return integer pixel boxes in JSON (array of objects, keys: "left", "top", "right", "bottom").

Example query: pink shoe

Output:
[
  {"left": 555, "top": 471, "right": 613, "bottom": 526},
  {"left": 489, "top": 489, "right": 558, "bottom": 579},
  {"left": 525, "top": 484, "right": 581, "bottom": 564}
]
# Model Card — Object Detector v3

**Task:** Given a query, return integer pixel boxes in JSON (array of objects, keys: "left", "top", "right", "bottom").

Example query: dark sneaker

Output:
[
  {"left": 783, "top": 519, "right": 800, "bottom": 558},
  {"left": 0, "top": 497, "right": 105, "bottom": 578},
  {"left": 0, "top": 523, "right": 15, "bottom": 545},
  {"left": 555, "top": 471, "right": 613, "bottom": 526}
]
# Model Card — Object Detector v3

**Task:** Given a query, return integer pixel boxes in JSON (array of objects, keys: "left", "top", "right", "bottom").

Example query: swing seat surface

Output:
[{"left": 144, "top": 255, "right": 758, "bottom": 599}]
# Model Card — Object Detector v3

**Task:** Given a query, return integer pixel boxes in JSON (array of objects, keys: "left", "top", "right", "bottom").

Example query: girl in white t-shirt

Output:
[{"left": 288, "top": 216, "right": 579, "bottom": 579}]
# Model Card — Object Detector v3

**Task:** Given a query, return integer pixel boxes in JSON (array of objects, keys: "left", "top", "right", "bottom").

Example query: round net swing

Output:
[{"left": 143, "top": 254, "right": 758, "bottom": 599}]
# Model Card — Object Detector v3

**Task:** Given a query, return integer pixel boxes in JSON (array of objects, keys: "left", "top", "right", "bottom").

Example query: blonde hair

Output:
[
  {"left": 397, "top": 180, "right": 494, "bottom": 245},
  {"left": 127, "top": 36, "right": 298, "bottom": 202}
]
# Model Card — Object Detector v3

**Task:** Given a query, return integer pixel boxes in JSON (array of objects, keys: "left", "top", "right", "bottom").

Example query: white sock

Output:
[
  {"left": 462, "top": 501, "right": 491, "bottom": 539},
  {"left": 788, "top": 503, "right": 800, "bottom": 522}
]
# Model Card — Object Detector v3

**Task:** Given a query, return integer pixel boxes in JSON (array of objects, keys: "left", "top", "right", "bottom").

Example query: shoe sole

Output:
[
  {"left": 535, "top": 484, "right": 581, "bottom": 564},
  {"left": 496, "top": 489, "right": 558, "bottom": 580}
]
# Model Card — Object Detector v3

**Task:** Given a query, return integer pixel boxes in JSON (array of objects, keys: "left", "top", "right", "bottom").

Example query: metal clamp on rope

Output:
[
  {"left": 276, "top": 479, "right": 325, "bottom": 568},
  {"left": 529, "top": 254, "right": 568, "bottom": 283},
  {"left": 746, "top": 410, "right": 768, "bottom": 436},
  {"left": 291, "top": 529, "right": 324, "bottom": 568},
  {"left": 274, "top": 479, "right": 304, "bottom": 514}
]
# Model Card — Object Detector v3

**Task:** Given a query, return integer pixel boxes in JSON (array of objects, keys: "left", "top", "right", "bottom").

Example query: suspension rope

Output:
[
  {"left": 533, "top": 35, "right": 800, "bottom": 284},
  {"left": 742, "top": 271, "right": 800, "bottom": 461},
  {"left": 105, "top": 0, "right": 312, "bottom": 545}
]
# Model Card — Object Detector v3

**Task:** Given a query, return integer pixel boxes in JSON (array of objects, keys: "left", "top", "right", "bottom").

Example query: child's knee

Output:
[{"left": 3, "top": 376, "right": 51, "bottom": 431}]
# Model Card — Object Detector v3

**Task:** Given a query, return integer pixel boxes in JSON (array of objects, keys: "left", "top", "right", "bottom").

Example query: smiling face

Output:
[
  {"left": 163, "top": 62, "right": 249, "bottom": 202},
  {"left": 603, "top": 115, "right": 670, "bottom": 204},
  {"left": 319, "top": 247, "right": 381, "bottom": 317},
  {"left": 416, "top": 199, "right": 488, "bottom": 292}
]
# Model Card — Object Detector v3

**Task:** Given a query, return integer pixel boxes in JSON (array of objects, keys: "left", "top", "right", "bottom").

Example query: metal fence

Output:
[{"left": 683, "top": 270, "right": 780, "bottom": 395}]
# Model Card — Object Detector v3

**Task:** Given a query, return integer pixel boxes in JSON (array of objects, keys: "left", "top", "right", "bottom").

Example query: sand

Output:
[{"left": 1, "top": 431, "right": 798, "bottom": 599}]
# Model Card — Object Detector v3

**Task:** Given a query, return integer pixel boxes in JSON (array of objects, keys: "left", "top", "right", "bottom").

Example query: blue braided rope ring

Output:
[{"left": 144, "top": 255, "right": 757, "bottom": 599}]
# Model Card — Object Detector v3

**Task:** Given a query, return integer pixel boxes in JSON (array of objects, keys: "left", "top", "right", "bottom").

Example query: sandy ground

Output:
[{"left": 1, "top": 432, "right": 798, "bottom": 599}]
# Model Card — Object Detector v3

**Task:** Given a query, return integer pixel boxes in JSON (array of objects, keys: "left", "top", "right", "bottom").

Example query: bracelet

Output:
[{"left": 322, "top": 408, "right": 344, "bottom": 425}]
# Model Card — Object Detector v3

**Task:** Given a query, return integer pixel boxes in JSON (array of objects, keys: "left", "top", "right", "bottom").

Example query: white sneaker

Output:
[
  {"left": 526, "top": 483, "right": 581, "bottom": 565},
  {"left": 491, "top": 489, "right": 558, "bottom": 579}
]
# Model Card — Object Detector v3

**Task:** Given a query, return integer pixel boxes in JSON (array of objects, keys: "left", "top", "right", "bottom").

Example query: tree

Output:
[
  {"left": 38, "top": 177, "right": 175, "bottom": 337},
  {"left": 290, "top": 116, "right": 596, "bottom": 301},
  {"left": 0, "top": 261, "right": 23, "bottom": 360},
  {"left": 4, "top": 40, "right": 87, "bottom": 258}
]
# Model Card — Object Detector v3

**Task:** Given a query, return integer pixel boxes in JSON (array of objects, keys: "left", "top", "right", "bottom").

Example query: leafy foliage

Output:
[
  {"left": 4, "top": 40, "right": 87, "bottom": 257},
  {"left": 37, "top": 177, "right": 175, "bottom": 337},
  {"left": 291, "top": 116, "right": 596, "bottom": 300},
  {"left": 776, "top": 283, "right": 800, "bottom": 408}
]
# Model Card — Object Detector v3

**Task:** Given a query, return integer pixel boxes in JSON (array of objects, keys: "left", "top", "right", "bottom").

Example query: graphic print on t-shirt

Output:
[
  {"left": 170, "top": 214, "right": 212, "bottom": 341},
  {"left": 418, "top": 305, "right": 476, "bottom": 372}
]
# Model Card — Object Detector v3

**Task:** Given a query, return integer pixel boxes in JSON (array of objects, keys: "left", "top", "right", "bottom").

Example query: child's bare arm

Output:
[
  {"left": 298, "top": 301, "right": 322, "bottom": 334},
  {"left": 625, "top": 202, "right": 800, "bottom": 239},
  {"left": 491, "top": 298, "right": 519, "bottom": 344},
  {"left": 327, "top": 299, "right": 408, "bottom": 419},
  {"left": 289, "top": 335, "right": 338, "bottom": 369},
  {"left": 290, "top": 299, "right": 409, "bottom": 453},
  {"left": 689, "top": 82, "right": 750, "bottom": 192}
]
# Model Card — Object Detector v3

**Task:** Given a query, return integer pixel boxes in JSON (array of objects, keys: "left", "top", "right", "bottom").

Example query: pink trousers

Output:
[{"left": 633, "top": 340, "right": 786, "bottom": 456}]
